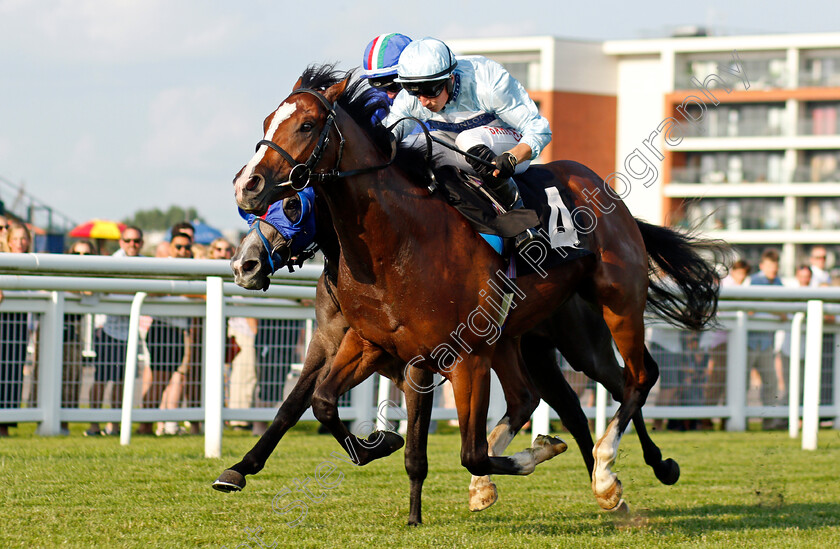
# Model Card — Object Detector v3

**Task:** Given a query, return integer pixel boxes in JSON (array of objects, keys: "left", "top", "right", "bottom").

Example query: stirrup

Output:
[{"left": 514, "top": 228, "right": 540, "bottom": 250}]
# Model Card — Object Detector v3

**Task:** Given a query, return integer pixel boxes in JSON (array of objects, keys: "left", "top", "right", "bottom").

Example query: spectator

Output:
[
  {"left": 62, "top": 239, "right": 96, "bottom": 435},
  {"left": 87, "top": 227, "right": 144, "bottom": 437},
  {"left": 170, "top": 222, "right": 195, "bottom": 242},
  {"left": 649, "top": 323, "right": 684, "bottom": 431},
  {"left": 0, "top": 222, "right": 33, "bottom": 436},
  {"left": 700, "top": 259, "right": 751, "bottom": 430},
  {"left": 748, "top": 249, "right": 785, "bottom": 430},
  {"left": 209, "top": 238, "right": 234, "bottom": 260},
  {"left": 253, "top": 319, "right": 306, "bottom": 436},
  {"left": 141, "top": 231, "right": 193, "bottom": 436},
  {"left": 0, "top": 214, "right": 9, "bottom": 252},
  {"left": 155, "top": 241, "right": 170, "bottom": 258},
  {"left": 809, "top": 246, "right": 830, "bottom": 287},
  {"left": 795, "top": 264, "right": 813, "bottom": 287},
  {"left": 191, "top": 243, "right": 208, "bottom": 259}
]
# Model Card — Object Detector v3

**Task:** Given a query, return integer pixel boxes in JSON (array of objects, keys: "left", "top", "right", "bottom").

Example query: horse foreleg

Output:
[
  {"left": 213, "top": 332, "right": 331, "bottom": 492},
  {"left": 453, "top": 354, "right": 565, "bottom": 478},
  {"left": 470, "top": 338, "right": 553, "bottom": 511},
  {"left": 398, "top": 369, "right": 435, "bottom": 526},
  {"left": 311, "top": 330, "right": 403, "bottom": 466}
]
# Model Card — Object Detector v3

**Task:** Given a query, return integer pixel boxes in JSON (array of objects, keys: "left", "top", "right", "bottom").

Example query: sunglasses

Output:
[
  {"left": 812, "top": 255, "right": 827, "bottom": 260},
  {"left": 174, "top": 244, "right": 192, "bottom": 251},
  {"left": 0, "top": 225, "right": 7, "bottom": 230},
  {"left": 72, "top": 250, "right": 92, "bottom": 255},
  {"left": 215, "top": 246, "right": 233, "bottom": 252},
  {"left": 368, "top": 78, "right": 402, "bottom": 94},
  {"left": 402, "top": 78, "right": 448, "bottom": 98},
  {"left": 122, "top": 238, "right": 142, "bottom": 244}
]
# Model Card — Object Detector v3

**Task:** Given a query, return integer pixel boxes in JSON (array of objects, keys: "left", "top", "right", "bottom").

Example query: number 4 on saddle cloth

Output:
[{"left": 434, "top": 166, "right": 593, "bottom": 277}]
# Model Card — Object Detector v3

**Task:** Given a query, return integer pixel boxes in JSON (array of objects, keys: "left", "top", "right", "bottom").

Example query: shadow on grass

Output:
[{"left": 471, "top": 502, "right": 840, "bottom": 537}]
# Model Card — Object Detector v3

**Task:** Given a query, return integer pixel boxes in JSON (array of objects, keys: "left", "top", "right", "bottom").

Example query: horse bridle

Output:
[
  {"left": 255, "top": 86, "right": 408, "bottom": 192},
  {"left": 255, "top": 88, "right": 345, "bottom": 192}
]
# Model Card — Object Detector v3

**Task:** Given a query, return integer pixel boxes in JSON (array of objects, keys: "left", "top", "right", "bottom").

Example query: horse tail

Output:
[{"left": 635, "top": 219, "right": 730, "bottom": 331}]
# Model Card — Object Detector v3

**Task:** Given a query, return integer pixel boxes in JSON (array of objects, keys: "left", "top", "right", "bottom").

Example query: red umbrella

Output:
[{"left": 68, "top": 219, "right": 126, "bottom": 240}]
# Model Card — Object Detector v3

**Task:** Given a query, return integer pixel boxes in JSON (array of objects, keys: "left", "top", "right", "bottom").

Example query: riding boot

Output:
[{"left": 466, "top": 144, "right": 538, "bottom": 250}]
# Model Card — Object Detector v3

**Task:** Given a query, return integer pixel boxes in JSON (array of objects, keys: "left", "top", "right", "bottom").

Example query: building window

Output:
[
  {"left": 795, "top": 150, "right": 840, "bottom": 182},
  {"left": 800, "top": 50, "right": 840, "bottom": 87},
  {"left": 675, "top": 52, "right": 786, "bottom": 90},
  {"left": 682, "top": 102, "right": 785, "bottom": 137},
  {"left": 797, "top": 197, "right": 840, "bottom": 230},
  {"left": 682, "top": 198, "right": 785, "bottom": 231},
  {"left": 677, "top": 151, "right": 785, "bottom": 184},
  {"left": 801, "top": 102, "right": 840, "bottom": 135},
  {"left": 479, "top": 51, "right": 541, "bottom": 89}
]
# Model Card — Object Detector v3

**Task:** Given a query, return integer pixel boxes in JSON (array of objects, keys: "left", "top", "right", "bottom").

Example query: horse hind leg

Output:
[
  {"left": 591, "top": 306, "right": 652, "bottom": 511},
  {"left": 633, "top": 348, "right": 680, "bottom": 485}
]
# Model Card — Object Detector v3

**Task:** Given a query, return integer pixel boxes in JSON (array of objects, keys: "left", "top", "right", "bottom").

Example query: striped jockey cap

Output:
[{"left": 361, "top": 33, "right": 412, "bottom": 79}]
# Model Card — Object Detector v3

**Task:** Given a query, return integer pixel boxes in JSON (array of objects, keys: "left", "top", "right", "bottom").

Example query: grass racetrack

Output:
[{"left": 2, "top": 423, "right": 840, "bottom": 548}]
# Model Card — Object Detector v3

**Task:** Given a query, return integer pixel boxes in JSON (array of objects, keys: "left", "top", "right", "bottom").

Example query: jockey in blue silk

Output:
[
  {"left": 359, "top": 33, "right": 413, "bottom": 123},
  {"left": 385, "top": 37, "right": 551, "bottom": 248}
]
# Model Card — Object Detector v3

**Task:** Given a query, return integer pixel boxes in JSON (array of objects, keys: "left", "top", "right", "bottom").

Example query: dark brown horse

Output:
[
  {"left": 232, "top": 66, "right": 722, "bottom": 510},
  {"left": 215, "top": 193, "right": 681, "bottom": 522}
]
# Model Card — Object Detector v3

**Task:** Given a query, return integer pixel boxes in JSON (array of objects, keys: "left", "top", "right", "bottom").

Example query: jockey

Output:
[
  {"left": 385, "top": 37, "right": 551, "bottom": 248},
  {"left": 359, "top": 33, "right": 413, "bottom": 120}
]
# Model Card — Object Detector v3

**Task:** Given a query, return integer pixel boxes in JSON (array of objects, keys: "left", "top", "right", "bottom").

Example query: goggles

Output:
[
  {"left": 401, "top": 78, "right": 448, "bottom": 98},
  {"left": 368, "top": 77, "right": 402, "bottom": 94}
]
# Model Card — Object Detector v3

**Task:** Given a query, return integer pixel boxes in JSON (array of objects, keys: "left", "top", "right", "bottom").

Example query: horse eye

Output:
[{"left": 300, "top": 122, "right": 314, "bottom": 132}]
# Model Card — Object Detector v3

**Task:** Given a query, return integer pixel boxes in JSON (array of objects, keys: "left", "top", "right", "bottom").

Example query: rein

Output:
[{"left": 255, "top": 85, "right": 492, "bottom": 194}]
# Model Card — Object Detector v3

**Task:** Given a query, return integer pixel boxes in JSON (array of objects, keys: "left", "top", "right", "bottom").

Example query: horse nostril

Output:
[
  {"left": 245, "top": 174, "right": 264, "bottom": 192},
  {"left": 242, "top": 259, "right": 259, "bottom": 273}
]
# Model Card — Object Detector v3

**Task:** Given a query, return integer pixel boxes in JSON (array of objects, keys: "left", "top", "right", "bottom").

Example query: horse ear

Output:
[
  {"left": 292, "top": 76, "right": 303, "bottom": 91},
  {"left": 323, "top": 77, "right": 350, "bottom": 103}
]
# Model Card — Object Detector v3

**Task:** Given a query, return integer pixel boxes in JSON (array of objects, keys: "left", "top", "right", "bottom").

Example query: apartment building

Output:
[{"left": 448, "top": 33, "right": 840, "bottom": 275}]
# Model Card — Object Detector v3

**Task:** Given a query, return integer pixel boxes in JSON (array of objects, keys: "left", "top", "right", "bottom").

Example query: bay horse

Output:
[
  {"left": 232, "top": 65, "right": 722, "bottom": 510},
  {"left": 215, "top": 194, "right": 682, "bottom": 522}
]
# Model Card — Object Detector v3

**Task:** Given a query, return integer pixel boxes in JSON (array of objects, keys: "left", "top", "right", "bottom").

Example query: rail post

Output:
[
  {"left": 726, "top": 311, "right": 748, "bottom": 431},
  {"left": 788, "top": 312, "right": 805, "bottom": 438},
  {"left": 204, "top": 276, "right": 225, "bottom": 459},
  {"left": 120, "top": 292, "right": 147, "bottom": 446},
  {"left": 802, "top": 300, "right": 824, "bottom": 451},
  {"left": 36, "top": 291, "right": 64, "bottom": 436}
]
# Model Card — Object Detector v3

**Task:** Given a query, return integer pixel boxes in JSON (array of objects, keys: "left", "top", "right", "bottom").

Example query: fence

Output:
[{"left": 1, "top": 254, "right": 838, "bottom": 458}]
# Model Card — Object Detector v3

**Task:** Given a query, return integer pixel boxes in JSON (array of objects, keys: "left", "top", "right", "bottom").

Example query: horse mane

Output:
[{"left": 298, "top": 64, "right": 432, "bottom": 185}]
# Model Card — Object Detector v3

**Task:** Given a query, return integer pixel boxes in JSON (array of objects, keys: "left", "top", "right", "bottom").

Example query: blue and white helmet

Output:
[
  {"left": 361, "top": 33, "right": 412, "bottom": 79},
  {"left": 395, "top": 37, "right": 457, "bottom": 83}
]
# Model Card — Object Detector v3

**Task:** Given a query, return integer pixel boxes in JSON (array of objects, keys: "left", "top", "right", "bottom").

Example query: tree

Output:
[{"left": 123, "top": 206, "right": 203, "bottom": 232}]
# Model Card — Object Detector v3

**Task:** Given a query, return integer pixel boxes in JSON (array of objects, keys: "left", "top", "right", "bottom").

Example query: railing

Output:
[{"left": 1, "top": 255, "right": 838, "bottom": 457}]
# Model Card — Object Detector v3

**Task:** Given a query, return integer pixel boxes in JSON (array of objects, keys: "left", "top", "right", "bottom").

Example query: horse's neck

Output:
[{"left": 313, "top": 194, "right": 340, "bottom": 279}]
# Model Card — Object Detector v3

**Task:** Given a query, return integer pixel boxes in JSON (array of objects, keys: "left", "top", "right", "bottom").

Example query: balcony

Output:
[
  {"left": 675, "top": 56, "right": 787, "bottom": 91},
  {"left": 800, "top": 53, "right": 840, "bottom": 87}
]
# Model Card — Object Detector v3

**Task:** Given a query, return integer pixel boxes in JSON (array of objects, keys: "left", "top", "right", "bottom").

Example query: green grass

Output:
[{"left": 2, "top": 423, "right": 840, "bottom": 548}]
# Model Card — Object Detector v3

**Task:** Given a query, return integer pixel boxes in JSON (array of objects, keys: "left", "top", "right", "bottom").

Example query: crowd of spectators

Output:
[{"left": 0, "top": 220, "right": 306, "bottom": 437}]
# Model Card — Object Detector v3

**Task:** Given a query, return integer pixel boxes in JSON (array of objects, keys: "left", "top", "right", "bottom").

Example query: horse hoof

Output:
[
  {"left": 469, "top": 477, "right": 498, "bottom": 512},
  {"left": 654, "top": 458, "right": 680, "bottom": 486},
  {"left": 362, "top": 430, "right": 404, "bottom": 462},
  {"left": 533, "top": 434, "right": 568, "bottom": 459},
  {"left": 212, "top": 469, "right": 246, "bottom": 492},
  {"left": 594, "top": 478, "right": 623, "bottom": 510},
  {"left": 607, "top": 498, "right": 630, "bottom": 514}
]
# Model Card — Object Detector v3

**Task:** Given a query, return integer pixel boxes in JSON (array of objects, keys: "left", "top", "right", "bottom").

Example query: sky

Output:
[{"left": 0, "top": 0, "right": 836, "bottom": 233}]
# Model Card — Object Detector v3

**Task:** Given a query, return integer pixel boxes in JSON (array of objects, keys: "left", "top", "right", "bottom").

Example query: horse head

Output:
[
  {"left": 232, "top": 189, "right": 317, "bottom": 290},
  {"left": 233, "top": 72, "right": 349, "bottom": 215}
]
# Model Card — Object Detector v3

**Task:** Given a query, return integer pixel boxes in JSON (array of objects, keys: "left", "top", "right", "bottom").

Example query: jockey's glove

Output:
[{"left": 493, "top": 152, "right": 518, "bottom": 179}]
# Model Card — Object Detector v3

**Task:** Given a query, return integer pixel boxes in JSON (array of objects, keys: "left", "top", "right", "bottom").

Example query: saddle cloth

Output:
[{"left": 434, "top": 166, "right": 593, "bottom": 276}]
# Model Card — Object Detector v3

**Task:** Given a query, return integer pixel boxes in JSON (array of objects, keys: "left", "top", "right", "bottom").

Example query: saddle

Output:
[{"left": 433, "top": 166, "right": 593, "bottom": 275}]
